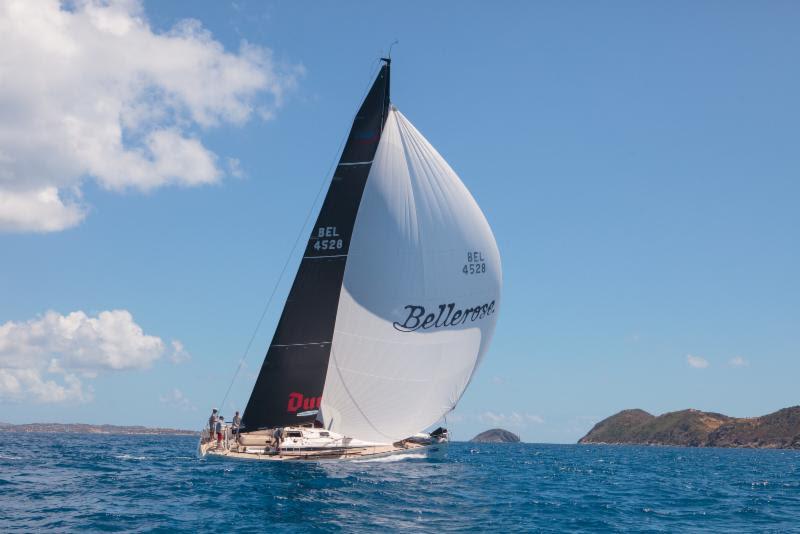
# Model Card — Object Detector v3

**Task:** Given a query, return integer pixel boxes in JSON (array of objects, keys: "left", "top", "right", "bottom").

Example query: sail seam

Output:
[
  {"left": 338, "top": 161, "right": 373, "bottom": 166},
  {"left": 328, "top": 345, "right": 397, "bottom": 442},
  {"left": 303, "top": 254, "right": 348, "bottom": 259}
]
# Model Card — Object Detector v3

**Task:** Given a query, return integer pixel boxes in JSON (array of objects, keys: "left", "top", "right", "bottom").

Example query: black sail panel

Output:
[{"left": 242, "top": 64, "right": 390, "bottom": 430}]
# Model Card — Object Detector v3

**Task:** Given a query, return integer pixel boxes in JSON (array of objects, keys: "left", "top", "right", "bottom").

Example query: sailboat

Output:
[{"left": 200, "top": 59, "right": 501, "bottom": 460}]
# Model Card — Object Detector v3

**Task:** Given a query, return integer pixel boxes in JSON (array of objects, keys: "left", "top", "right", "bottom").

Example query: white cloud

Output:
[
  {"left": 0, "top": 187, "right": 86, "bottom": 233},
  {"left": 169, "top": 340, "right": 191, "bottom": 364},
  {"left": 0, "top": 0, "right": 301, "bottom": 232},
  {"left": 159, "top": 388, "right": 195, "bottom": 411},
  {"left": 0, "top": 367, "right": 91, "bottom": 404},
  {"left": 0, "top": 309, "right": 180, "bottom": 403},
  {"left": 728, "top": 356, "right": 748, "bottom": 367},
  {"left": 490, "top": 376, "right": 505, "bottom": 385},
  {"left": 226, "top": 157, "right": 244, "bottom": 179},
  {"left": 687, "top": 354, "right": 710, "bottom": 369},
  {"left": 478, "top": 411, "right": 544, "bottom": 427}
]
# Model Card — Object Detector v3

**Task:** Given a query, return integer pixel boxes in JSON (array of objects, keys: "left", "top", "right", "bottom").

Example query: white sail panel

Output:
[{"left": 321, "top": 108, "right": 502, "bottom": 443}]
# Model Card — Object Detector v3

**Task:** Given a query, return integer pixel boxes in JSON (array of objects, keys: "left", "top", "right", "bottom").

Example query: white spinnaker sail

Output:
[{"left": 321, "top": 108, "right": 502, "bottom": 443}]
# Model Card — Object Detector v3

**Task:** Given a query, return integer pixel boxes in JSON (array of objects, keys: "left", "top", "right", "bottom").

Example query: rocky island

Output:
[
  {"left": 470, "top": 428, "right": 520, "bottom": 443},
  {"left": 0, "top": 422, "right": 198, "bottom": 436},
  {"left": 579, "top": 406, "right": 800, "bottom": 449}
]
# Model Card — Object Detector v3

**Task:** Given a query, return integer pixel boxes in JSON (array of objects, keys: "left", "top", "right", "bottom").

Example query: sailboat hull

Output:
[
  {"left": 199, "top": 439, "right": 445, "bottom": 461},
  {"left": 197, "top": 425, "right": 447, "bottom": 461}
]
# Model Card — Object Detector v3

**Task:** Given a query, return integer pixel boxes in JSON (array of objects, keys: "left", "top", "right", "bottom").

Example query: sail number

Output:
[
  {"left": 463, "top": 251, "right": 486, "bottom": 275},
  {"left": 313, "top": 226, "right": 343, "bottom": 252},
  {"left": 313, "top": 239, "right": 343, "bottom": 251}
]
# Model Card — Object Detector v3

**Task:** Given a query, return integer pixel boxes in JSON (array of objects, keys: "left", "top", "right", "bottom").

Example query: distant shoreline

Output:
[{"left": 0, "top": 422, "right": 199, "bottom": 436}]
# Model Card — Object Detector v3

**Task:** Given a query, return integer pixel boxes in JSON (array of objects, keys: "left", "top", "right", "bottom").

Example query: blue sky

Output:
[{"left": 1, "top": 1, "right": 798, "bottom": 442}]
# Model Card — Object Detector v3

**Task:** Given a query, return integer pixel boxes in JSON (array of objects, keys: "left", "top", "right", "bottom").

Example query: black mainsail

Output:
[{"left": 241, "top": 62, "right": 391, "bottom": 430}]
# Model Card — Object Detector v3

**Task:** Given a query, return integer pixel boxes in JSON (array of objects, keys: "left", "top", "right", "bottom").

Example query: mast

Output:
[{"left": 241, "top": 62, "right": 391, "bottom": 430}]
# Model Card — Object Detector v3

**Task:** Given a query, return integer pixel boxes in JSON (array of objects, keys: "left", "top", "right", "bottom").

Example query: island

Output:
[
  {"left": 470, "top": 428, "right": 520, "bottom": 443},
  {"left": 579, "top": 406, "right": 800, "bottom": 449},
  {"left": 0, "top": 422, "right": 198, "bottom": 436}
]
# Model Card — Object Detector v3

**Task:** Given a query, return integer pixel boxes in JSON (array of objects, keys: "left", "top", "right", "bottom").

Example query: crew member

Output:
[
  {"left": 232, "top": 411, "right": 242, "bottom": 437},
  {"left": 208, "top": 408, "right": 218, "bottom": 443},
  {"left": 215, "top": 416, "right": 225, "bottom": 447}
]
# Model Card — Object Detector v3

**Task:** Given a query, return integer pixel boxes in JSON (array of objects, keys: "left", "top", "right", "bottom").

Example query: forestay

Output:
[{"left": 321, "top": 108, "right": 502, "bottom": 443}]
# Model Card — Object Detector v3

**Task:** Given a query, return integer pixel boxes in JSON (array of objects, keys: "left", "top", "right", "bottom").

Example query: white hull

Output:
[
  {"left": 198, "top": 425, "right": 447, "bottom": 461},
  {"left": 199, "top": 440, "right": 445, "bottom": 461}
]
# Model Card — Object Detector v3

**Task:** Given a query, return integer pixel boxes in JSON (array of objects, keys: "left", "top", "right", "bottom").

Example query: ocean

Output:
[{"left": 2, "top": 433, "right": 799, "bottom": 532}]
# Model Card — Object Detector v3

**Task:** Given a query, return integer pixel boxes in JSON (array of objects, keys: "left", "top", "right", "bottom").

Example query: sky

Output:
[{"left": 0, "top": 1, "right": 798, "bottom": 443}]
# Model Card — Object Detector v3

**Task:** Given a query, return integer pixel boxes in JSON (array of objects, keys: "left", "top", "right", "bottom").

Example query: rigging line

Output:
[{"left": 216, "top": 59, "right": 383, "bottom": 416}]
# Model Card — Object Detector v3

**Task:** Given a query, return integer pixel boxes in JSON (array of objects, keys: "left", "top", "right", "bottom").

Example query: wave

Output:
[
  {"left": 4, "top": 436, "right": 800, "bottom": 532},
  {"left": 352, "top": 452, "right": 428, "bottom": 463},
  {"left": 113, "top": 454, "right": 149, "bottom": 461}
]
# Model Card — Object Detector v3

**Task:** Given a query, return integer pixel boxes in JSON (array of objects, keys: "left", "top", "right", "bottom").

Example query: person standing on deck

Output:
[
  {"left": 215, "top": 416, "right": 224, "bottom": 447},
  {"left": 208, "top": 409, "right": 218, "bottom": 443},
  {"left": 232, "top": 411, "right": 241, "bottom": 437}
]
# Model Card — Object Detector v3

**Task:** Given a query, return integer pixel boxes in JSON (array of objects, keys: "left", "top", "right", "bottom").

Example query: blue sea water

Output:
[{"left": 2, "top": 434, "right": 799, "bottom": 532}]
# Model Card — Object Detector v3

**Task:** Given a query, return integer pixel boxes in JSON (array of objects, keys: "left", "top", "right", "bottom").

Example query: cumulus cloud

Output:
[
  {"left": 0, "top": 187, "right": 86, "bottom": 233},
  {"left": 478, "top": 411, "right": 545, "bottom": 427},
  {"left": 687, "top": 354, "right": 710, "bottom": 369},
  {"left": 169, "top": 340, "right": 191, "bottom": 364},
  {"left": 0, "top": 309, "right": 181, "bottom": 402},
  {"left": 159, "top": 388, "right": 195, "bottom": 411},
  {"left": 0, "top": 0, "right": 301, "bottom": 232},
  {"left": 0, "top": 367, "right": 90, "bottom": 404},
  {"left": 226, "top": 157, "right": 245, "bottom": 179},
  {"left": 728, "top": 356, "right": 748, "bottom": 367}
]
